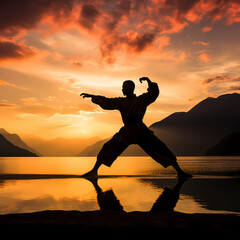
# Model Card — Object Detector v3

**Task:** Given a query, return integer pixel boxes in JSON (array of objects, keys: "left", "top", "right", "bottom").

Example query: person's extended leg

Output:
[
  {"left": 171, "top": 161, "right": 192, "bottom": 179},
  {"left": 82, "top": 137, "right": 128, "bottom": 178},
  {"left": 82, "top": 159, "right": 102, "bottom": 178},
  {"left": 139, "top": 134, "right": 192, "bottom": 180}
]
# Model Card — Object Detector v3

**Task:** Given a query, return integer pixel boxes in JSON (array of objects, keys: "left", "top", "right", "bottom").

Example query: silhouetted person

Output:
[{"left": 80, "top": 77, "right": 192, "bottom": 179}]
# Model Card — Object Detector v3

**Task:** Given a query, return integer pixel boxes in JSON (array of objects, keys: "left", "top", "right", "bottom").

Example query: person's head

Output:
[{"left": 122, "top": 80, "right": 135, "bottom": 96}]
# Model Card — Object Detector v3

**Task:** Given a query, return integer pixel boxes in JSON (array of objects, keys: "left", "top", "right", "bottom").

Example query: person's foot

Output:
[
  {"left": 177, "top": 171, "right": 192, "bottom": 180},
  {"left": 81, "top": 169, "right": 98, "bottom": 179}
]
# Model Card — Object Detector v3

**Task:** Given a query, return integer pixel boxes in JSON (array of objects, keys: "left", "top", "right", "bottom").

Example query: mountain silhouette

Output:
[
  {"left": 206, "top": 132, "right": 240, "bottom": 156},
  {"left": 79, "top": 93, "right": 240, "bottom": 156},
  {"left": 77, "top": 138, "right": 147, "bottom": 156},
  {"left": 0, "top": 128, "right": 41, "bottom": 156},
  {"left": 23, "top": 135, "right": 101, "bottom": 157},
  {"left": 150, "top": 93, "right": 240, "bottom": 155},
  {"left": 0, "top": 134, "right": 37, "bottom": 157}
]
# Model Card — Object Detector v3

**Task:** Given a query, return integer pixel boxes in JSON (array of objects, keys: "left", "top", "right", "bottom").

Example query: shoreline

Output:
[
  {"left": 0, "top": 210, "right": 239, "bottom": 237},
  {"left": 0, "top": 173, "right": 239, "bottom": 180}
]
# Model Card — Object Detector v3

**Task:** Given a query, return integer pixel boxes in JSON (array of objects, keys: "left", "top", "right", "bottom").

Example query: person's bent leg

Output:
[
  {"left": 82, "top": 137, "right": 128, "bottom": 178},
  {"left": 139, "top": 134, "right": 192, "bottom": 179}
]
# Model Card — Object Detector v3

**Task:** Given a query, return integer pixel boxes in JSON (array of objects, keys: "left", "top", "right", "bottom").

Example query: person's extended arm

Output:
[
  {"left": 80, "top": 93, "right": 96, "bottom": 99},
  {"left": 80, "top": 93, "right": 120, "bottom": 110}
]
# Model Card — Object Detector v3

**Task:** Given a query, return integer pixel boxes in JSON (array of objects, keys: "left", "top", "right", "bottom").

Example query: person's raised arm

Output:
[
  {"left": 139, "top": 76, "right": 152, "bottom": 86},
  {"left": 139, "top": 77, "right": 159, "bottom": 104}
]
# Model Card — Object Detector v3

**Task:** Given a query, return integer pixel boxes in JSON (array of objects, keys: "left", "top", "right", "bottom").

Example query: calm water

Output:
[{"left": 0, "top": 156, "right": 239, "bottom": 215}]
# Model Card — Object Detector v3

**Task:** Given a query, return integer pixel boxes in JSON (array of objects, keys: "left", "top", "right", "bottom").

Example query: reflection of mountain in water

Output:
[{"left": 141, "top": 178, "right": 240, "bottom": 213}]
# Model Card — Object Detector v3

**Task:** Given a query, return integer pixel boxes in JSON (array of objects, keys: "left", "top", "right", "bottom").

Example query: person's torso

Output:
[{"left": 118, "top": 95, "right": 147, "bottom": 125}]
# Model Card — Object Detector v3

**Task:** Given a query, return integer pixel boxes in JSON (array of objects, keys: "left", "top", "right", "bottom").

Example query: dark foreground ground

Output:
[{"left": 0, "top": 210, "right": 239, "bottom": 237}]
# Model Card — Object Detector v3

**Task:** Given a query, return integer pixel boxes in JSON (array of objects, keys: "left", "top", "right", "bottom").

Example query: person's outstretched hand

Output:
[
  {"left": 80, "top": 93, "right": 93, "bottom": 98},
  {"left": 139, "top": 77, "right": 150, "bottom": 83}
]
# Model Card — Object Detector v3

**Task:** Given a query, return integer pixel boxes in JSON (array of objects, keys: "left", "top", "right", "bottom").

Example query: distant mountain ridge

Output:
[
  {"left": 150, "top": 93, "right": 240, "bottom": 155},
  {"left": 23, "top": 135, "right": 101, "bottom": 157},
  {"left": 0, "top": 128, "right": 101, "bottom": 157},
  {"left": 79, "top": 93, "right": 240, "bottom": 156},
  {"left": 0, "top": 128, "right": 41, "bottom": 156},
  {"left": 0, "top": 134, "right": 37, "bottom": 157}
]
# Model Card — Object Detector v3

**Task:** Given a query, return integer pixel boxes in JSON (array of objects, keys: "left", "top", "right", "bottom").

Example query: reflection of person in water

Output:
[
  {"left": 88, "top": 178, "right": 186, "bottom": 212},
  {"left": 150, "top": 180, "right": 185, "bottom": 212},
  {"left": 90, "top": 179, "right": 124, "bottom": 212},
  {"left": 80, "top": 77, "right": 192, "bottom": 179}
]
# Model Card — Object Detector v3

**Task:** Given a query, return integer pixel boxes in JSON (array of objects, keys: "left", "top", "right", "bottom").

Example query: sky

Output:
[{"left": 0, "top": 0, "right": 240, "bottom": 140}]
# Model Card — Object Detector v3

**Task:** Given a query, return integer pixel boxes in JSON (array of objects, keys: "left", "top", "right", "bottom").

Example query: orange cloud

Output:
[
  {"left": 207, "top": 0, "right": 240, "bottom": 24},
  {"left": 0, "top": 79, "right": 16, "bottom": 86},
  {"left": 1, "top": 0, "right": 240, "bottom": 64},
  {"left": 192, "top": 41, "right": 210, "bottom": 46},
  {"left": 18, "top": 105, "right": 55, "bottom": 116},
  {"left": 202, "top": 26, "right": 212, "bottom": 32},
  {"left": 226, "top": 2, "right": 240, "bottom": 24},
  {"left": 198, "top": 53, "right": 210, "bottom": 62},
  {"left": 20, "top": 97, "right": 42, "bottom": 106},
  {"left": 0, "top": 79, "right": 28, "bottom": 90},
  {"left": 17, "top": 97, "right": 98, "bottom": 117}
]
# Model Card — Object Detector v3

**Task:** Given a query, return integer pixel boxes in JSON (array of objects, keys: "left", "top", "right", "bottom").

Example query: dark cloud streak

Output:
[
  {"left": 0, "top": 41, "right": 35, "bottom": 60},
  {"left": 203, "top": 74, "right": 240, "bottom": 85},
  {"left": 79, "top": 3, "right": 101, "bottom": 30},
  {"left": 164, "top": 0, "right": 201, "bottom": 21},
  {"left": 0, "top": 0, "right": 75, "bottom": 37}
]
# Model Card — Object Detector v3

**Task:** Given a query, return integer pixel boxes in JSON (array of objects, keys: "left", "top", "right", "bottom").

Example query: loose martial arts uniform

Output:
[{"left": 91, "top": 81, "right": 177, "bottom": 168}]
